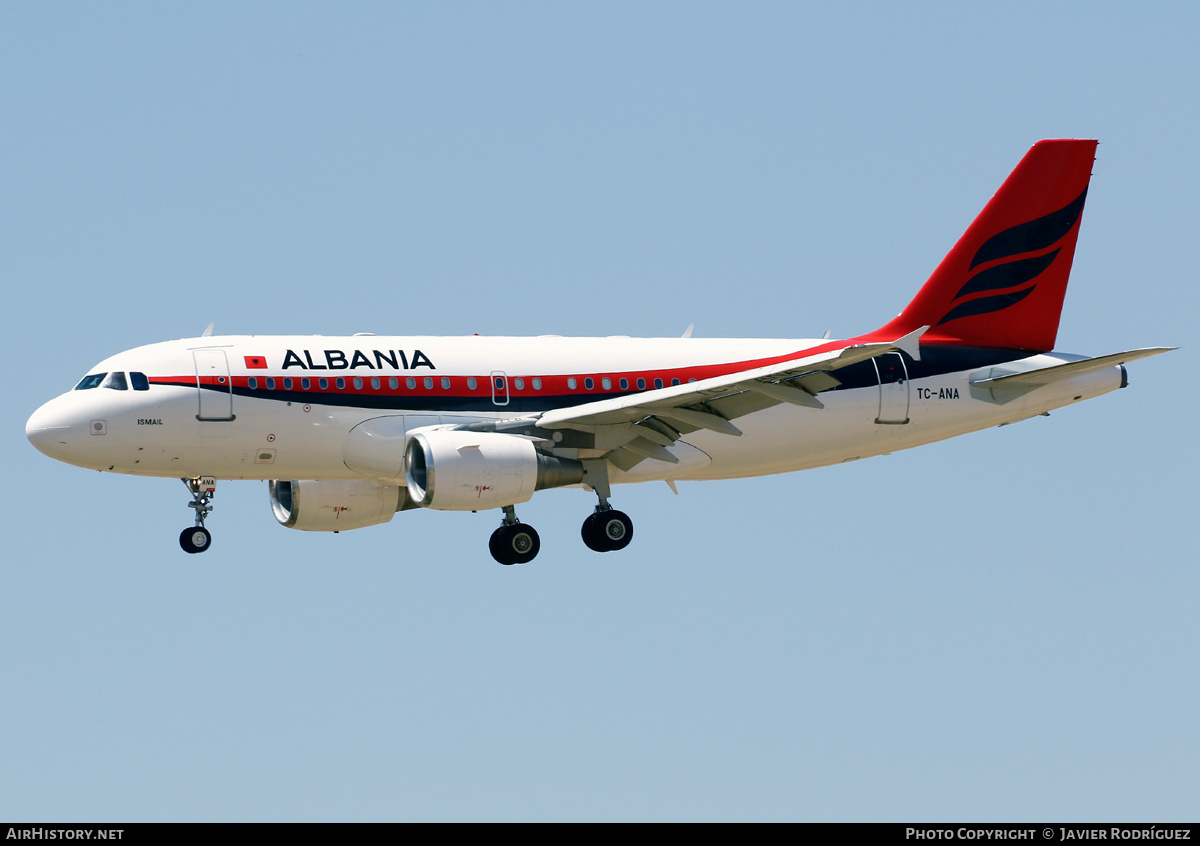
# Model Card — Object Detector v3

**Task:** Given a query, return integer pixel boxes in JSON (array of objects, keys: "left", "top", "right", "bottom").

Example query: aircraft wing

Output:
[{"left": 534, "top": 328, "right": 927, "bottom": 467}]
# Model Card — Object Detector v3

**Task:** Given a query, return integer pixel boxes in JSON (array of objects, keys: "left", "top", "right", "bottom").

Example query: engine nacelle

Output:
[
  {"left": 405, "top": 431, "right": 583, "bottom": 511},
  {"left": 269, "top": 479, "right": 404, "bottom": 532}
]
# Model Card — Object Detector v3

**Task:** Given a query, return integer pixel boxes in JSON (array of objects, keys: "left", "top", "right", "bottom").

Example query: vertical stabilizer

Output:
[{"left": 872, "top": 139, "right": 1098, "bottom": 351}]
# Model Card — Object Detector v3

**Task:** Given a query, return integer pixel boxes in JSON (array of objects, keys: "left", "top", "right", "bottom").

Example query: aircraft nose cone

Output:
[{"left": 26, "top": 400, "right": 74, "bottom": 458}]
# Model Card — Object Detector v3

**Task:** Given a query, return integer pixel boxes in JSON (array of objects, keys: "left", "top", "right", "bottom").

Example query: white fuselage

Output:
[{"left": 26, "top": 334, "right": 1124, "bottom": 488}]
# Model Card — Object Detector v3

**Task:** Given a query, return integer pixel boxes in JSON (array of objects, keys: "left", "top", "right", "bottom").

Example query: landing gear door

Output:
[
  {"left": 490, "top": 371, "right": 509, "bottom": 407},
  {"left": 193, "top": 349, "right": 235, "bottom": 421},
  {"left": 874, "top": 353, "right": 909, "bottom": 424}
]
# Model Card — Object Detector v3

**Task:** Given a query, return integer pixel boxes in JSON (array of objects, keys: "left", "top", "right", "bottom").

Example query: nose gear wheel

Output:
[{"left": 180, "top": 526, "right": 212, "bottom": 554}]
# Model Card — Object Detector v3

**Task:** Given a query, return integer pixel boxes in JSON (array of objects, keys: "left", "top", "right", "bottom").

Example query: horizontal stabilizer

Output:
[{"left": 971, "top": 347, "right": 1174, "bottom": 391}]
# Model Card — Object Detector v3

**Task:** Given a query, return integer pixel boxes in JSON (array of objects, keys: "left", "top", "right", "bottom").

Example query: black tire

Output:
[
  {"left": 506, "top": 524, "right": 540, "bottom": 564},
  {"left": 179, "top": 526, "right": 212, "bottom": 554},
  {"left": 490, "top": 524, "right": 540, "bottom": 565},
  {"left": 598, "top": 510, "right": 633, "bottom": 551},
  {"left": 581, "top": 510, "right": 634, "bottom": 552},
  {"left": 489, "top": 527, "right": 515, "bottom": 565},
  {"left": 581, "top": 512, "right": 609, "bottom": 552}
]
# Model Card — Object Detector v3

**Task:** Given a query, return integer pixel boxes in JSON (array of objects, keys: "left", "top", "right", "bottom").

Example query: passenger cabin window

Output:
[
  {"left": 76, "top": 373, "right": 106, "bottom": 390},
  {"left": 101, "top": 372, "right": 128, "bottom": 390},
  {"left": 130, "top": 372, "right": 150, "bottom": 391}
]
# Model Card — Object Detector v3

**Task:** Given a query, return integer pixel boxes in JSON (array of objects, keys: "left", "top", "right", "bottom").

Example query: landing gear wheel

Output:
[
  {"left": 179, "top": 526, "right": 212, "bottom": 554},
  {"left": 581, "top": 510, "right": 633, "bottom": 552},
  {"left": 581, "top": 512, "right": 606, "bottom": 552},
  {"left": 489, "top": 523, "right": 541, "bottom": 565}
]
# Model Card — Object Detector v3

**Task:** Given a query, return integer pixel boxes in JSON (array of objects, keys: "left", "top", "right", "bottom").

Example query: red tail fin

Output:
[{"left": 872, "top": 139, "right": 1098, "bottom": 351}]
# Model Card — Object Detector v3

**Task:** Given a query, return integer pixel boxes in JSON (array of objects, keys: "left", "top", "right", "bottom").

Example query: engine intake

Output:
[{"left": 405, "top": 431, "right": 583, "bottom": 511}]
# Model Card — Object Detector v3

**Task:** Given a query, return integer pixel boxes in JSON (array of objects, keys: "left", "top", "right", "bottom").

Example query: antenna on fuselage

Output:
[
  {"left": 201, "top": 322, "right": 214, "bottom": 337},
  {"left": 681, "top": 324, "right": 694, "bottom": 338}
]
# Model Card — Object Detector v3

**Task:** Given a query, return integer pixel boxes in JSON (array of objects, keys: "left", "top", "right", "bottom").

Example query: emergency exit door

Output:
[{"left": 873, "top": 353, "right": 909, "bottom": 424}]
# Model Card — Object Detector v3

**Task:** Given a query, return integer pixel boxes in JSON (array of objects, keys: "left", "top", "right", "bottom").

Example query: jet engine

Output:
[
  {"left": 405, "top": 430, "right": 583, "bottom": 511},
  {"left": 269, "top": 479, "right": 405, "bottom": 531}
]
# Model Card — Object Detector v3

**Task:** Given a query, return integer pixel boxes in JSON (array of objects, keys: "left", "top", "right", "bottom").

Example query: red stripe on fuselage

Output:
[{"left": 147, "top": 339, "right": 850, "bottom": 402}]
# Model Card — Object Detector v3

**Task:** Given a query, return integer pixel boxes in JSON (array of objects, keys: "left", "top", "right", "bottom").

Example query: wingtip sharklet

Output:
[{"left": 893, "top": 326, "right": 929, "bottom": 361}]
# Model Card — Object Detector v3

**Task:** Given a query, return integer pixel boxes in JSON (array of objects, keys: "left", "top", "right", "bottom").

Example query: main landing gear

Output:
[
  {"left": 581, "top": 504, "right": 634, "bottom": 553},
  {"left": 489, "top": 505, "right": 541, "bottom": 566},
  {"left": 485, "top": 503, "right": 635, "bottom": 565},
  {"left": 179, "top": 476, "right": 216, "bottom": 554},
  {"left": 579, "top": 457, "right": 632, "bottom": 553},
  {"left": 486, "top": 460, "right": 634, "bottom": 565}
]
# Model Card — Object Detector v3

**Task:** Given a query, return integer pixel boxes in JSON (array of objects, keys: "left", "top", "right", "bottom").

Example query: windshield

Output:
[
  {"left": 101, "top": 372, "right": 128, "bottom": 390},
  {"left": 75, "top": 373, "right": 106, "bottom": 390}
]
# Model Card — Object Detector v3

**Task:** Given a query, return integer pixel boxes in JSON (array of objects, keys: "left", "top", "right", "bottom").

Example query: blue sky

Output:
[{"left": 2, "top": 2, "right": 1195, "bottom": 821}]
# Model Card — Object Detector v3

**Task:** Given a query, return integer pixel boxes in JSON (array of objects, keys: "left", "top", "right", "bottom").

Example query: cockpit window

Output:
[
  {"left": 130, "top": 372, "right": 150, "bottom": 391},
  {"left": 75, "top": 373, "right": 106, "bottom": 390},
  {"left": 101, "top": 372, "right": 128, "bottom": 391}
]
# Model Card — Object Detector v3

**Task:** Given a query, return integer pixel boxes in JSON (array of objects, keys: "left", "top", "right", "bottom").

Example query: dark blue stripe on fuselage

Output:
[{"left": 818, "top": 345, "right": 1030, "bottom": 392}]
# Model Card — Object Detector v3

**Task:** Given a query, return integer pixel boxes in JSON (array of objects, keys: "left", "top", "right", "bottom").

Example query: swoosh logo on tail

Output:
[
  {"left": 938, "top": 188, "right": 1087, "bottom": 326},
  {"left": 969, "top": 188, "right": 1087, "bottom": 270}
]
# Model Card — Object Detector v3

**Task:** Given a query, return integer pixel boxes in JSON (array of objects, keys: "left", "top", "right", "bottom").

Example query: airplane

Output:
[{"left": 25, "top": 139, "right": 1172, "bottom": 564}]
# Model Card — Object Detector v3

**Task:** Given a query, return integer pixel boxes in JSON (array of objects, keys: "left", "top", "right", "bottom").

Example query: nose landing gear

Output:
[{"left": 180, "top": 476, "right": 216, "bottom": 554}]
